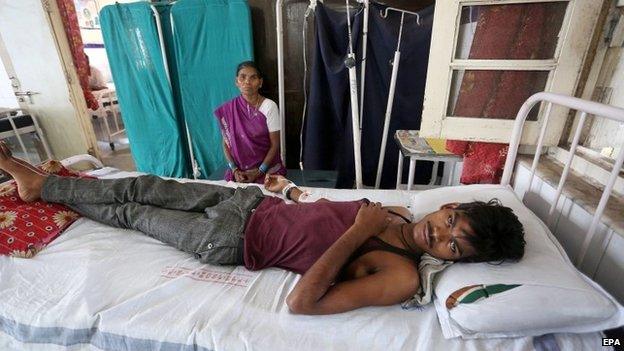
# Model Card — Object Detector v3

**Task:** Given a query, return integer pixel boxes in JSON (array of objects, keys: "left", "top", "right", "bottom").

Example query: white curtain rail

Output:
[
  {"left": 275, "top": 0, "right": 287, "bottom": 163},
  {"left": 151, "top": 5, "right": 200, "bottom": 179},
  {"left": 358, "top": 0, "right": 369, "bottom": 131},
  {"left": 276, "top": 0, "right": 324, "bottom": 165},
  {"left": 375, "top": 8, "right": 421, "bottom": 189}
]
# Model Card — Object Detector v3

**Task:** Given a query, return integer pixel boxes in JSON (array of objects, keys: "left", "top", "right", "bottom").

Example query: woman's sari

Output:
[{"left": 215, "top": 96, "right": 286, "bottom": 183}]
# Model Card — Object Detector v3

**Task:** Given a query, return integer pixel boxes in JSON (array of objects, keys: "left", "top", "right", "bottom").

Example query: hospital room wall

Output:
[
  {"left": 0, "top": 0, "right": 91, "bottom": 160},
  {"left": 584, "top": 50, "right": 624, "bottom": 157},
  {"left": 246, "top": 0, "right": 434, "bottom": 168},
  {"left": 0, "top": 63, "right": 18, "bottom": 108}
]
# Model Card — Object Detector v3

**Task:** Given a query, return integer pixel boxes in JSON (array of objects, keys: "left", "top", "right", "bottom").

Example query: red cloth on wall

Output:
[
  {"left": 446, "top": 141, "right": 509, "bottom": 184},
  {"left": 56, "top": 0, "right": 98, "bottom": 110},
  {"left": 447, "top": 4, "right": 558, "bottom": 184},
  {"left": 0, "top": 161, "right": 91, "bottom": 258}
]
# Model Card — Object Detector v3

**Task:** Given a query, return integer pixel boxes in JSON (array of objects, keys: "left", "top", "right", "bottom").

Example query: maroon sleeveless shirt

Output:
[{"left": 243, "top": 197, "right": 365, "bottom": 274}]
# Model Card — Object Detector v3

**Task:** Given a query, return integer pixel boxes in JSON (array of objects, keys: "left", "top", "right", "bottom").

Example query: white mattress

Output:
[{"left": 0, "top": 169, "right": 605, "bottom": 351}]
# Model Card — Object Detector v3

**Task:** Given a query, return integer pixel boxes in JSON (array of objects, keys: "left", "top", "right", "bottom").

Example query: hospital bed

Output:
[
  {"left": 0, "top": 93, "right": 622, "bottom": 350},
  {"left": 90, "top": 89, "right": 125, "bottom": 151}
]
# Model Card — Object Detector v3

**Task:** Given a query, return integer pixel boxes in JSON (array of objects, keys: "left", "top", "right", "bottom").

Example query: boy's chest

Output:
[{"left": 342, "top": 250, "right": 417, "bottom": 280}]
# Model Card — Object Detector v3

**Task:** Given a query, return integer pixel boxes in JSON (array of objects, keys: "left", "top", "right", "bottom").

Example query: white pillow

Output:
[{"left": 409, "top": 184, "right": 624, "bottom": 339}]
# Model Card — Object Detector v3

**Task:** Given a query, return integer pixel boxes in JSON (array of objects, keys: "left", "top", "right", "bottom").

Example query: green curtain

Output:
[
  {"left": 100, "top": 2, "right": 190, "bottom": 178},
  {"left": 170, "top": 0, "right": 254, "bottom": 178}
]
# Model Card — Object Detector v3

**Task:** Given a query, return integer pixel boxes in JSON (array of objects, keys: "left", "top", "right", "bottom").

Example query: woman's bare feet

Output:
[{"left": 0, "top": 141, "right": 47, "bottom": 202}]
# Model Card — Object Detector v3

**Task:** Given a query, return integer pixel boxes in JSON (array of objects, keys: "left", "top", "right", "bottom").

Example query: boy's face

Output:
[{"left": 411, "top": 204, "right": 478, "bottom": 261}]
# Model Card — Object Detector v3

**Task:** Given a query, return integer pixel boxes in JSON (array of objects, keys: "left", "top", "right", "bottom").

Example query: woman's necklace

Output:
[{"left": 246, "top": 95, "right": 262, "bottom": 117}]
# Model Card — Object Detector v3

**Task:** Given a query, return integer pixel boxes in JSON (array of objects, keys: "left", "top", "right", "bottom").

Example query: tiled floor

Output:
[
  {"left": 91, "top": 114, "right": 136, "bottom": 172},
  {"left": 97, "top": 138, "right": 135, "bottom": 172}
]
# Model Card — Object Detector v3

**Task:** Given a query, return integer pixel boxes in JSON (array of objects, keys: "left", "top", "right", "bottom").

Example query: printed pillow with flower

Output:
[{"left": 0, "top": 160, "right": 91, "bottom": 258}]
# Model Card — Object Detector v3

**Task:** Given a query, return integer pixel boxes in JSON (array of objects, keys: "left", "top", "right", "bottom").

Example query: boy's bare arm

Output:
[{"left": 285, "top": 203, "right": 419, "bottom": 315}]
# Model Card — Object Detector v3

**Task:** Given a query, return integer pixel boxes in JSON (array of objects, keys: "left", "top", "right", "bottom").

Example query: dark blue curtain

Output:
[{"left": 303, "top": 2, "right": 434, "bottom": 188}]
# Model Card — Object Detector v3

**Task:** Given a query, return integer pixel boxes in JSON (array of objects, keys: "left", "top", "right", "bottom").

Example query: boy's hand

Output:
[
  {"left": 354, "top": 202, "right": 390, "bottom": 237},
  {"left": 264, "top": 174, "right": 291, "bottom": 193}
]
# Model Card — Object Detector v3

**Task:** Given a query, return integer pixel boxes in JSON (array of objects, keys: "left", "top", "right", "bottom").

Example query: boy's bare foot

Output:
[{"left": 0, "top": 141, "right": 47, "bottom": 202}]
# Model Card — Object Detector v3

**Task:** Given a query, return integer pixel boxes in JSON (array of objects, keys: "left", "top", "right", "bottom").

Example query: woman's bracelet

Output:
[
  {"left": 258, "top": 163, "right": 269, "bottom": 174},
  {"left": 228, "top": 162, "right": 238, "bottom": 171}
]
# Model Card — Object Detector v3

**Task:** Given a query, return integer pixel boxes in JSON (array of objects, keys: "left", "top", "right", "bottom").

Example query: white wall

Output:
[
  {"left": 586, "top": 48, "right": 624, "bottom": 158},
  {"left": 0, "top": 0, "right": 88, "bottom": 159},
  {"left": 0, "top": 61, "right": 18, "bottom": 109}
]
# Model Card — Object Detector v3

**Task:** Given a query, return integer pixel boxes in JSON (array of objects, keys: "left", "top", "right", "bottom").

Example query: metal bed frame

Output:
[
  {"left": 61, "top": 153, "right": 104, "bottom": 169},
  {"left": 502, "top": 92, "right": 624, "bottom": 269},
  {"left": 0, "top": 108, "right": 53, "bottom": 163},
  {"left": 91, "top": 89, "right": 125, "bottom": 151}
]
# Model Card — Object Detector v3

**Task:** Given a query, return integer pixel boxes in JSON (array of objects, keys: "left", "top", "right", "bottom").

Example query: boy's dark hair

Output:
[
  {"left": 456, "top": 199, "right": 525, "bottom": 263},
  {"left": 236, "top": 61, "right": 263, "bottom": 79}
]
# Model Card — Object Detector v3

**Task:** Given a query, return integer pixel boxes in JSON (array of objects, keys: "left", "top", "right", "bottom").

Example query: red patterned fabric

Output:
[
  {"left": 0, "top": 161, "right": 91, "bottom": 258},
  {"left": 447, "top": 4, "right": 560, "bottom": 184},
  {"left": 446, "top": 141, "right": 509, "bottom": 184},
  {"left": 56, "top": 0, "right": 98, "bottom": 110}
]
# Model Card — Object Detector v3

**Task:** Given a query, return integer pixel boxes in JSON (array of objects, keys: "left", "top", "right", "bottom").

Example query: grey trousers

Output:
[{"left": 41, "top": 175, "right": 265, "bottom": 265}]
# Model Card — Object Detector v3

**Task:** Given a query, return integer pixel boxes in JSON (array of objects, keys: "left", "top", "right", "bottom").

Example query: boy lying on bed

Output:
[{"left": 0, "top": 141, "right": 525, "bottom": 315}]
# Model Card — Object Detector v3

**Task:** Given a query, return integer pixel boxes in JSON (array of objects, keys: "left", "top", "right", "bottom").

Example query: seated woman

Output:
[{"left": 215, "top": 61, "right": 286, "bottom": 183}]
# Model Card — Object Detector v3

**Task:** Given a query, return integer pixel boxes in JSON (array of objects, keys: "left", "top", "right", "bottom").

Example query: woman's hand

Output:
[
  {"left": 353, "top": 202, "right": 390, "bottom": 238},
  {"left": 264, "top": 174, "right": 291, "bottom": 193},
  {"left": 243, "top": 168, "right": 262, "bottom": 182},
  {"left": 233, "top": 169, "right": 248, "bottom": 183}
]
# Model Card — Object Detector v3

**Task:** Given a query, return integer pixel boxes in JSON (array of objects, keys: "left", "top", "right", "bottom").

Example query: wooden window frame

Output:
[{"left": 420, "top": 0, "right": 604, "bottom": 146}]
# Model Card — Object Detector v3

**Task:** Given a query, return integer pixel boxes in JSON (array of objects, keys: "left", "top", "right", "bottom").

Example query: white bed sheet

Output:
[{"left": 0, "top": 168, "right": 606, "bottom": 351}]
